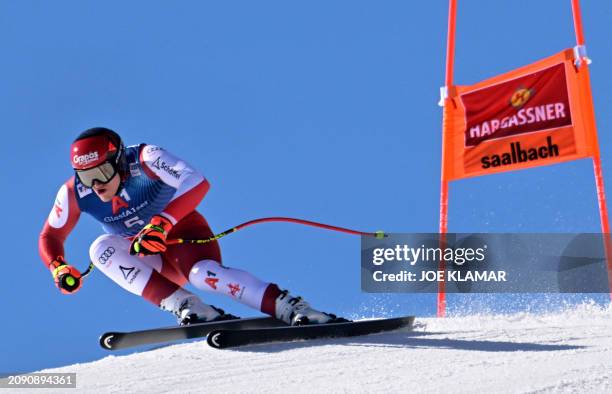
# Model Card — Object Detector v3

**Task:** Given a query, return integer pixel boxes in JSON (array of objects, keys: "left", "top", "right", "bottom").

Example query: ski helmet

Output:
[{"left": 70, "top": 127, "right": 126, "bottom": 187}]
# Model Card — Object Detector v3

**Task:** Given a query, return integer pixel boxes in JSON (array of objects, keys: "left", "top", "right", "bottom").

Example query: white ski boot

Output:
[
  {"left": 160, "top": 288, "right": 236, "bottom": 325},
  {"left": 274, "top": 290, "right": 346, "bottom": 326}
]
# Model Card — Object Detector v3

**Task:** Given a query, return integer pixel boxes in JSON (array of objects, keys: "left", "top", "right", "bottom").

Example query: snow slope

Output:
[{"left": 40, "top": 304, "right": 611, "bottom": 393}]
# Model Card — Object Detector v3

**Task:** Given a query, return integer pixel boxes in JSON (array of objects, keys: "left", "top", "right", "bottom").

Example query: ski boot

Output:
[
  {"left": 160, "top": 289, "right": 238, "bottom": 326},
  {"left": 274, "top": 289, "right": 349, "bottom": 326}
]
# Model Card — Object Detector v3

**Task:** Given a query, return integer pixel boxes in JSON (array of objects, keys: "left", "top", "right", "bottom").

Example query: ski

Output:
[
  {"left": 100, "top": 316, "right": 287, "bottom": 350},
  {"left": 206, "top": 316, "right": 415, "bottom": 349}
]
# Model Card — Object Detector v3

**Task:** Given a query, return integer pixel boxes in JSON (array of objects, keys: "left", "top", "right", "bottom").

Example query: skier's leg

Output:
[
  {"left": 188, "top": 259, "right": 341, "bottom": 325},
  {"left": 162, "top": 212, "right": 283, "bottom": 315},
  {"left": 89, "top": 234, "right": 224, "bottom": 324},
  {"left": 163, "top": 212, "right": 342, "bottom": 325}
]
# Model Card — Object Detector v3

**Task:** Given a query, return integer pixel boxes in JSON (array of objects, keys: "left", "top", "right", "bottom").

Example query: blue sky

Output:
[{"left": 1, "top": 0, "right": 611, "bottom": 372}]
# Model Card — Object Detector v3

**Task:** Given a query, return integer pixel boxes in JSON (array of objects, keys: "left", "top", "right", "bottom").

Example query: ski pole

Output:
[
  {"left": 72, "top": 262, "right": 95, "bottom": 284},
  {"left": 79, "top": 218, "right": 384, "bottom": 276},
  {"left": 167, "top": 217, "right": 386, "bottom": 245},
  {"left": 81, "top": 262, "right": 95, "bottom": 278}
]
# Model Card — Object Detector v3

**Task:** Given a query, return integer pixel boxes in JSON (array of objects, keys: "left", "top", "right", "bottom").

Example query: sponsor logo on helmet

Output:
[{"left": 73, "top": 151, "right": 99, "bottom": 166}]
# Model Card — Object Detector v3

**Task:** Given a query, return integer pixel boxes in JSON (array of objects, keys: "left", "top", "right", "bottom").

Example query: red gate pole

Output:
[
  {"left": 570, "top": 0, "right": 586, "bottom": 47},
  {"left": 438, "top": 0, "right": 458, "bottom": 317},
  {"left": 570, "top": 0, "right": 612, "bottom": 298}
]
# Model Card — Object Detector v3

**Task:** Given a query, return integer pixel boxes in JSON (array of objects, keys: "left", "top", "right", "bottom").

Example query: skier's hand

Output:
[
  {"left": 130, "top": 215, "right": 173, "bottom": 256},
  {"left": 50, "top": 257, "right": 83, "bottom": 294}
]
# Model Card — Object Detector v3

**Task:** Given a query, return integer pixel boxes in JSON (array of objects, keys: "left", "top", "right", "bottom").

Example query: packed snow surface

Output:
[{"left": 40, "top": 303, "right": 611, "bottom": 393}]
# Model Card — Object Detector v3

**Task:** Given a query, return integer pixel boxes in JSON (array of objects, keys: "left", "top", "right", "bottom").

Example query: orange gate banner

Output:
[{"left": 442, "top": 48, "right": 599, "bottom": 181}]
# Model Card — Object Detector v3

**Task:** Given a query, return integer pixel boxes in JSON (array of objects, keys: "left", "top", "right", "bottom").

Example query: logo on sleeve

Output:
[
  {"left": 152, "top": 157, "right": 181, "bottom": 179},
  {"left": 48, "top": 184, "right": 70, "bottom": 228},
  {"left": 54, "top": 203, "right": 63, "bottom": 218},
  {"left": 146, "top": 146, "right": 163, "bottom": 154}
]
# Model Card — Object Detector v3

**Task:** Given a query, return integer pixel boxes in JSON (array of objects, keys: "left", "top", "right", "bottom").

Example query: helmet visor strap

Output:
[{"left": 76, "top": 162, "right": 117, "bottom": 188}]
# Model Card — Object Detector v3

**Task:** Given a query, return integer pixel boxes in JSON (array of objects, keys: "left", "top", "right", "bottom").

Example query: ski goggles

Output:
[{"left": 75, "top": 162, "right": 118, "bottom": 188}]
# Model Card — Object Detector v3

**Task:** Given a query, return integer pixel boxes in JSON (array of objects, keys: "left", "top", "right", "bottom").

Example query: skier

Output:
[{"left": 39, "top": 127, "right": 342, "bottom": 326}]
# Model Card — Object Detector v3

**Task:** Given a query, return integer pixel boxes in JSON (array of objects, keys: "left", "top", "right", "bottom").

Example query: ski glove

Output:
[
  {"left": 130, "top": 215, "right": 173, "bottom": 256},
  {"left": 50, "top": 257, "right": 83, "bottom": 294}
]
